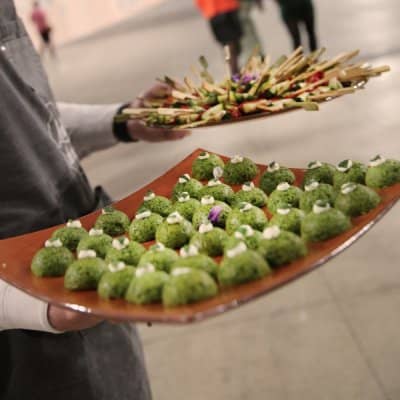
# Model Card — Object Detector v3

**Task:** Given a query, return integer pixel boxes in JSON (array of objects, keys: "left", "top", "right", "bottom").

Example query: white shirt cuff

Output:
[{"left": 0, "top": 280, "right": 62, "bottom": 333}]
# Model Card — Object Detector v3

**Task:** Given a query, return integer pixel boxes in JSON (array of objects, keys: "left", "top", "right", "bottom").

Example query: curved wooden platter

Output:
[{"left": 0, "top": 148, "right": 399, "bottom": 324}]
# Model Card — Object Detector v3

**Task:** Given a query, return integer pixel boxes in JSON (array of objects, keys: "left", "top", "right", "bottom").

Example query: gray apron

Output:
[{"left": 0, "top": 2, "right": 151, "bottom": 399}]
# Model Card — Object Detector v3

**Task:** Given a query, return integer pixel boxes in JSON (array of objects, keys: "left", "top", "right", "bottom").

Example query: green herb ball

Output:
[
  {"left": 76, "top": 232, "right": 113, "bottom": 259},
  {"left": 192, "top": 198, "right": 232, "bottom": 229},
  {"left": 171, "top": 254, "right": 218, "bottom": 280},
  {"left": 172, "top": 174, "right": 203, "bottom": 200},
  {"left": 224, "top": 225, "right": 262, "bottom": 253},
  {"left": 51, "top": 225, "right": 88, "bottom": 251},
  {"left": 155, "top": 213, "right": 194, "bottom": 249},
  {"left": 31, "top": 246, "right": 74, "bottom": 277},
  {"left": 302, "top": 161, "right": 335, "bottom": 187},
  {"left": 105, "top": 239, "right": 146, "bottom": 266},
  {"left": 200, "top": 180, "right": 235, "bottom": 204},
  {"left": 126, "top": 270, "right": 169, "bottom": 305},
  {"left": 129, "top": 211, "right": 163, "bottom": 243},
  {"left": 64, "top": 257, "right": 107, "bottom": 291},
  {"left": 299, "top": 182, "right": 336, "bottom": 213},
  {"left": 218, "top": 250, "right": 271, "bottom": 287},
  {"left": 223, "top": 156, "right": 259, "bottom": 185},
  {"left": 301, "top": 203, "right": 351, "bottom": 242},
  {"left": 94, "top": 207, "right": 130, "bottom": 236},
  {"left": 226, "top": 203, "right": 268, "bottom": 234},
  {"left": 192, "top": 152, "right": 225, "bottom": 181},
  {"left": 333, "top": 160, "right": 367, "bottom": 189},
  {"left": 172, "top": 193, "right": 201, "bottom": 221},
  {"left": 365, "top": 157, "right": 400, "bottom": 188},
  {"left": 259, "top": 162, "right": 296, "bottom": 195},
  {"left": 334, "top": 183, "right": 380, "bottom": 217},
  {"left": 232, "top": 182, "right": 267, "bottom": 208},
  {"left": 138, "top": 191, "right": 173, "bottom": 217},
  {"left": 189, "top": 226, "right": 228, "bottom": 257},
  {"left": 267, "top": 183, "right": 303, "bottom": 213},
  {"left": 258, "top": 227, "right": 307, "bottom": 267},
  {"left": 97, "top": 264, "right": 136, "bottom": 300},
  {"left": 138, "top": 244, "right": 179, "bottom": 273},
  {"left": 268, "top": 206, "right": 305, "bottom": 234},
  {"left": 162, "top": 269, "right": 218, "bottom": 307}
]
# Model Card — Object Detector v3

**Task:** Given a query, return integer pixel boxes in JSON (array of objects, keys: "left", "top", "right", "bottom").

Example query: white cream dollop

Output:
[
  {"left": 313, "top": 201, "right": 331, "bottom": 214},
  {"left": 108, "top": 262, "right": 126, "bottom": 273},
  {"left": 226, "top": 242, "right": 247, "bottom": 258},
  {"left": 152, "top": 243, "right": 166, "bottom": 252},
  {"left": 45, "top": 239, "right": 63, "bottom": 248},
  {"left": 78, "top": 250, "right": 97, "bottom": 259},
  {"left": 369, "top": 155, "right": 386, "bottom": 167},
  {"left": 180, "top": 245, "right": 199, "bottom": 258},
  {"left": 178, "top": 192, "right": 190, "bottom": 202},
  {"left": 341, "top": 182, "right": 357, "bottom": 195},
  {"left": 89, "top": 228, "right": 103, "bottom": 236},
  {"left": 66, "top": 220, "right": 82, "bottom": 228},
  {"left": 171, "top": 267, "right": 192, "bottom": 276},
  {"left": 336, "top": 160, "right": 353, "bottom": 172},
  {"left": 231, "top": 155, "right": 244, "bottom": 164},
  {"left": 305, "top": 181, "right": 319, "bottom": 192},
  {"left": 239, "top": 203, "right": 253, "bottom": 212},
  {"left": 277, "top": 207, "right": 291, "bottom": 215},
  {"left": 308, "top": 161, "right": 322, "bottom": 169},
  {"left": 267, "top": 161, "right": 280, "bottom": 172},
  {"left": 277, "top": 182, "right": 291, "bottom": 191},
  {"left": 167, "top": 211, "right": 184, "bottom": 224},
  {"left": 208, "top": 179, "right": 222, "bottom": 187},
  {"left": 234, "top": 225, "right": 254, "bottom": 239},
  {"left": 242, "top": 182, "right": 255, "bottom": 192},
  {"left": 199, "top": 223, "right": 214, "bottom": 234},
  {"left": 201, "top": 195, "right": 215, "bottom": 205},
  {"left": 262, "top": 226, "right": 281, "bottom": 240},
  {"left": 198, "top": 152, "right": 210, "bottom": 160},
  {"left": 112, "top": 237, "right": 129, "bottom": 250},
  {"left": 136, "top": 210, "right": 152, "bottom": 220},
  {"left": 178, "top": 174, "right": 191, "bottom": 184},
  {"left": 144, "top": 192, "right": 156, "bottom": 201},
  {"left": 135, "top": 264, "right": 156, "bottom": 278},
  {"left": 213, "top": 166, "right": 224, "bottom": 179}
]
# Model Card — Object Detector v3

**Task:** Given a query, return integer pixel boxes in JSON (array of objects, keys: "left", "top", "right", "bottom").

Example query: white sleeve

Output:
[
  {"left": 0, "top": 279, "right": 61, "bottom": 333},
  {"left": 57, "top": 102, "right": 122, "bottom": 159}
]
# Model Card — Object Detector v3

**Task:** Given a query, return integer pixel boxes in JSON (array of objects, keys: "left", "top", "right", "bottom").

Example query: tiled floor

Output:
[{"left": 48, "top": 1, "right": 400, "bottom": 398}]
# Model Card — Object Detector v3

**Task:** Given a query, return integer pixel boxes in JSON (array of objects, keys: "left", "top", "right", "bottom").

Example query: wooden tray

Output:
[{"left": 0, "top": 149, "right": 399, "bottom": 324}]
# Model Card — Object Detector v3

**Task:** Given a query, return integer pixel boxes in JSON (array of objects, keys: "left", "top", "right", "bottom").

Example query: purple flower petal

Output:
[
  {"left": 208, "top": 206, "right": 223, "bottom": 224},
  {"left": 232, "top": 73, "right": 241, "bottom": 83}
]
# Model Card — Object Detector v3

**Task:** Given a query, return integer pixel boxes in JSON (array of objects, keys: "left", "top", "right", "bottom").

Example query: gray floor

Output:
[{"left": 47, "top": 1, "right": 400, "bottom": 399}]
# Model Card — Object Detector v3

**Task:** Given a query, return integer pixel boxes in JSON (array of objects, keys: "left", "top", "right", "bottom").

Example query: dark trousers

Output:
[{"left": 283, "top": 9, "right": 317, "bottom": 51}]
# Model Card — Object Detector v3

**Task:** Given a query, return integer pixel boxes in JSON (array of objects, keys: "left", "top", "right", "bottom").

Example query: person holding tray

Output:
[{"left": 0, "top": 1, "right": 189, "bottom": 399}]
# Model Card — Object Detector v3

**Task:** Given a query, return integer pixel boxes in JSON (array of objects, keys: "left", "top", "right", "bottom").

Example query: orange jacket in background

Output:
[{"left": 195, "top": 0, "right": 240, "bottom": 19}]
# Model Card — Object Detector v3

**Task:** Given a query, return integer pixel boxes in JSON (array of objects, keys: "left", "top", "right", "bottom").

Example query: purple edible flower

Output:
[
  {"left": 232, "top": 73, "right": 260, "bottom": 85},
  {"left": 241, "top": 74, "right": 258, "bottom": 84},
  {"left": 232, "top": 73, "right": 241, "bottom": 83},
  {"left": 208, "top": 206, "right": 223, "bottom": 224}
]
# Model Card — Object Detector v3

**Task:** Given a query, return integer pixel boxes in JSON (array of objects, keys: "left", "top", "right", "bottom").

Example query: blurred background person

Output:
[
  {"left": 275, "top": 0, "right": 318, "bottom": 52},
  {"left": 196, "top": 0, "right": 243, "bottom": 74},
  {"left": 238, "top": 0, "right": 265, "bottom": 64},
  {"left": 30, "top": 0, "right": 57, "bottom": 58}
]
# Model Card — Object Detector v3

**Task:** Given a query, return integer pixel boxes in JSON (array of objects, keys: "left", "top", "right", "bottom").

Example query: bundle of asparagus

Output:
[{"left": 121, "top": 47, "right": 390, "bottom": 129}]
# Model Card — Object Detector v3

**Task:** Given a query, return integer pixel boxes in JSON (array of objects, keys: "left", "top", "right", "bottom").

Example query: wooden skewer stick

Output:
[
  {"left": 275, "top": 46, "right": 303, "bottom": 76},
  {"left": 224, "top": 45, "right": 232, "bottom": 79},
  {"left": 309, "top": 87, "right": 356, "bottom": 101},
  {"left": 367, "top": 65, "right": 391, "bottom": 75}
]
